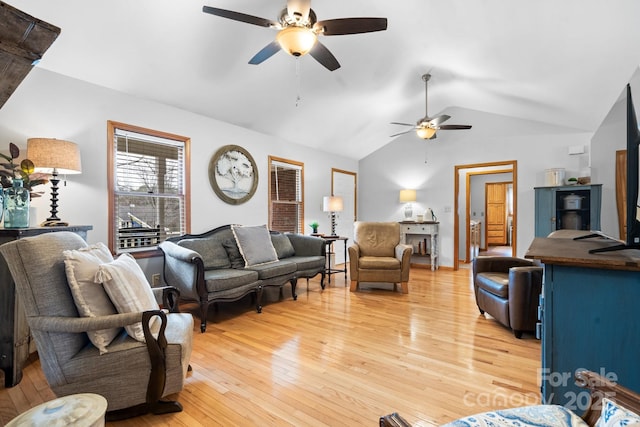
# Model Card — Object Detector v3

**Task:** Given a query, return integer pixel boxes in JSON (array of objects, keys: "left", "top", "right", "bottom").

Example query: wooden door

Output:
[{"left": 486, "top": 182, "right": 507, "bottom": 245}]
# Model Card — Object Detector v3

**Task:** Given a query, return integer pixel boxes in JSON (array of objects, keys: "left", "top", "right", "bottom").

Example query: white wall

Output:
[
  {"left": 591, "top": 67, "right": 640, "bottom": 239},
  {"left": 0, "top": 68, "right": 357, "bottom": 278},
  {"left": 359, "top": 107, "right": 593, "bottom": 267}
]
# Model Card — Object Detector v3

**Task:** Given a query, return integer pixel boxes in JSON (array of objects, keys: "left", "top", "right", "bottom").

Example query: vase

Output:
[{"left": 4, "top": 179, "right": 30, "bottom": 228}]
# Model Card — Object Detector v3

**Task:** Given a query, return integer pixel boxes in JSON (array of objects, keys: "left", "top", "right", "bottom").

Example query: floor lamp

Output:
[
  {"left": 323, "top": 196, "right": 343, "bottom": 236},
  {"left": 27, "top": 138, "right": 82, "bottom": 226}
]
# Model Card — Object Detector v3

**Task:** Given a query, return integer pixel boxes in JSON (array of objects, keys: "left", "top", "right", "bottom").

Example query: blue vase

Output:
[{"left": 4, "top": 179, "right": 30, "bottom": 228}]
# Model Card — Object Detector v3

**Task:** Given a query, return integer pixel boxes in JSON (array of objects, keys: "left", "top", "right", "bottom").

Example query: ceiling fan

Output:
[
  {"left": 391, "top": 73, "right": 472, "bottom": 139},
  {"left": 202, "top": 1, "right": 387, "bottom": 71}
]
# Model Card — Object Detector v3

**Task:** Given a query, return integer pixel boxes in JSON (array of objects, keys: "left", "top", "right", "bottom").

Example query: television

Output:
[{"left": 588, "top": 84, "right": 640, "bottom": 253}]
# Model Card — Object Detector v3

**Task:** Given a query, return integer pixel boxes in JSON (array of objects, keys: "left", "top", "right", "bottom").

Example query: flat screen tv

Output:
[{"left": 588, "top": 84, "right": 640, "bottom": 253}]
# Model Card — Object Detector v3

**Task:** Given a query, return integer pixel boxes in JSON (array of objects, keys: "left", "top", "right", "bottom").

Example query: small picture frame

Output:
[{"left": 208, "top": 145, "right": 258, "bottom": 205}]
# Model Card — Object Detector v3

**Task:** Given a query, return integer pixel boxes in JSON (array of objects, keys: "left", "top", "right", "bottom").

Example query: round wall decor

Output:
[{"left": 208, "top": 145, "right": 258, "bottom": 205}]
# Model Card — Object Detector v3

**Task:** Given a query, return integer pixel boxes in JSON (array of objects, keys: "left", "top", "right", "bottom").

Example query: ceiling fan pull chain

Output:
[{"left": 295, "top": 57, "right": 302, "bottom": 107}]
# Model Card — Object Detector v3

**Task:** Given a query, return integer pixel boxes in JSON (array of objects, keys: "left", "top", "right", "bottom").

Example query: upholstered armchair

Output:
[
  {"left": 0, "top": 232, "right": 194, "bottom": 420},
  {"left": 472, "top": 256, "right": 543, "bottom": 338},
  {"left": 348, "top": 221, "right": 412, "bottom": 293}
]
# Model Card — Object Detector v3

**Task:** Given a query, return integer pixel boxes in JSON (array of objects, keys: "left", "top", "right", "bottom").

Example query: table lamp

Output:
[
  {"left": 323, "top": 195, "right": 343, "bottom": 236},
  {"left": 27, "top": 138, "right": 82, "bottom": 226},
  {"left": 399, "top": 189, "right": 416, "bottom": 220}
]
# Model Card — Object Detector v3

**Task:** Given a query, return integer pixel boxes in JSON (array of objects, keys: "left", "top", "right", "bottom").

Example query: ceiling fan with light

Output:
[
  {"left": 391, "top": 73, "right": 472, "bottom": 140},
  {"left": 202, "top": 0, "right": 387, "bottom": 71}
]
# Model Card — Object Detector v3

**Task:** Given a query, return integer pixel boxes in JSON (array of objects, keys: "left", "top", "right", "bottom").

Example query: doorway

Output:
[{"left": 453, "top": 161, "right": 518, "bottom": 270}]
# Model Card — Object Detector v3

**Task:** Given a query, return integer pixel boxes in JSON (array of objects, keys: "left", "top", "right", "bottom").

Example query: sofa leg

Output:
[
  {"left": 320, "top": 272, "right": 326, "bottom": 290},
  {"left": 256, "top": 286, "right": 263, "bottom": 313},
  {"left": 290, "top": 278, "right": 298, "bottom": 300},
  {"left": 478, "top": 307, "right": 485, "bottom": 315},
  {"left": 200, "top": 301, "right": 209, "bottom": 333},
  {"left": 400, "top": 282, "right": 409, "bottom": 294},
  {"left": 514, "top": 330, "right": 523, "bottom": 339},
  {"left": 350, "top": 280, "right": 358, "bottom": 292}
]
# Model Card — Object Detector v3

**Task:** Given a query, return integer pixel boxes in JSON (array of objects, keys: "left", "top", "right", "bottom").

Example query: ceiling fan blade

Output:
[
  {"left": 390, "top": 122, "right": 415, "bottom": 127},
  {"left": 202, "top": 6, "right": 278, "bottom": 28},
  {"left": 287, "top": 0, "right": 311, "bottom": 22},
  {"left": 314, "top": 18, "right": 387, "bottom": 36},
  {"left": 428, "top": 115, "right": 451, "bottom": 127},
  {"left": 390, "top": 129, "right": 414, "bottom": 138},
  {"left": 248, "top": 41, "right": 282, "bottom": 65},
  {"left": 439, "top": 124, "right": 472, "bottom": 130},
  {"left": 308, "top": 41, "right": 340, "bottom": 71}
]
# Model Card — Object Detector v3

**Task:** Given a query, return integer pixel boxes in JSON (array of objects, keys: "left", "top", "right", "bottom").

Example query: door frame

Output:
[{"left": 454, "top": 160, "right": 518, "bottom": 270}]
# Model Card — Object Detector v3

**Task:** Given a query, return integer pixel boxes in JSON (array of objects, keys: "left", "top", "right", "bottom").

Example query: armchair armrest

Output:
[
  {"left": 348, "top": 244, "right": 360, "bottom": 280},
  {"left": 152, "top": 286, "right": 181, "bottom": 313},
  {"left": 395, "top": 244, "right": 413, "bottom": 262},
  {"left": 28, "top": 311, "right": 151, "bottom": 333},
  {"left": 380, "top": 412, "right": 412, "bottom": 427},
  {"left": 473, "top": 256, "right": 536, "bottom": 277},
  {"left": 508, "top": 266, "right": 543, "bottom": 331}
]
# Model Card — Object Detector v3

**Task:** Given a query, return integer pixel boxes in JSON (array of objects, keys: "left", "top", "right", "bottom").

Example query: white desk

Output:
[{"left": 399, "top": 221, "right": 439, "bottom": 270}]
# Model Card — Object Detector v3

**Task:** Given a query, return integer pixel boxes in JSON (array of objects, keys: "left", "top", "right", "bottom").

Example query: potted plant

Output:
[
  {"left": 0, "top": 143, "right": 48, "bottom": 227},
  {"left": 0, "top": 143, "right": 48, "bottom": 197},
  {"left": 567, "top": 177, "right": 578, "bottom": 186},
  {"left": 309, "top": 221, "right": 319, "bottom": 234}
]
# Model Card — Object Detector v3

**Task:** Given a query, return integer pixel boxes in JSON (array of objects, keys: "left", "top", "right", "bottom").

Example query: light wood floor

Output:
[{"left": 0, "top": 267, "right": 541, "bottom": 426}]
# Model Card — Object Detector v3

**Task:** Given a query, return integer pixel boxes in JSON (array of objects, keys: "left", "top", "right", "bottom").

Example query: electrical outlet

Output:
[{"left": 152, "top": 273, "right": 161, "bottom": 286}]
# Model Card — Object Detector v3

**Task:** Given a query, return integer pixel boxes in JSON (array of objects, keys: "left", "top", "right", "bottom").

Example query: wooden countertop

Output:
[{"left": 525, "top": 230, "right": 640, "bottom": 271}]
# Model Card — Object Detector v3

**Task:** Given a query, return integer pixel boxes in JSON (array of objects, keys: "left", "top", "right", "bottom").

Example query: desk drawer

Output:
[{"left": 402, "top": 224, "right": 436, "bottom": 234}]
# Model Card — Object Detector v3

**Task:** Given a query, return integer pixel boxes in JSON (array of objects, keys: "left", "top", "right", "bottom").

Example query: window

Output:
[
  {"left": 268, "top": 156, "right": 303, "bottom": 233},
  {"left": 107, "top": 121, "right": 190, "bottom": 256}
]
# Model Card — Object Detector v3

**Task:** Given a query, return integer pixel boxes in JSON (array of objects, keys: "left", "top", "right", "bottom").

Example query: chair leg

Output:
[
  {"left": 400, "top": 281, "right": 409, "bottom": 294},
  {"left": 350, "top": 280, "right": 358, "bottom": 292}
]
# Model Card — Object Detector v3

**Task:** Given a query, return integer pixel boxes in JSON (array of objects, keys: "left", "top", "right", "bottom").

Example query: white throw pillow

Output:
[
  {"left": 231, "top": 224, "right": 279, "bottom": 267},
  {"left": 96, "top": 253, "right": 160, "bottom": 342},
  {"left": 63, "top": 242, "right": 120, "bottom": 354},
  {"left": 596, "top": 398, "right": 640, "bottom": 427}
]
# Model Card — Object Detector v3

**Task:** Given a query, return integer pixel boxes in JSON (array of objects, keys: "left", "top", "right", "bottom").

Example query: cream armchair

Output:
[{"left": 348, "top": 222, "right": 412, "bottom": 293}]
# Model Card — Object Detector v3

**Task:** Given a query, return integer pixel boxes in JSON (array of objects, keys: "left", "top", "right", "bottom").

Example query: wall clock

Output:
[{"left": 209, "top": 145, "right": 258, "bottom": 205}]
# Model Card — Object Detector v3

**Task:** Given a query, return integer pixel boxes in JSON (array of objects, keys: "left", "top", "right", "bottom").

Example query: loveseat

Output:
[{"left": 159, "top": 224, "right": 326, "bottom": 332}]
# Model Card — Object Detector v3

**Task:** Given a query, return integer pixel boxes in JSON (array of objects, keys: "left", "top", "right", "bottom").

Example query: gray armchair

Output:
[
  {"left": 348, "top": 222, "right": 412, "bottom": 293},
  {"left": 0, "top": 232, "right": 193, "bottom": 420}
]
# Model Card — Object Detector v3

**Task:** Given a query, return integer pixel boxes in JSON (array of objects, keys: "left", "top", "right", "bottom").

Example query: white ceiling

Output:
[{"left": 9, "top": 0, "right": 640, "bottom": 159}]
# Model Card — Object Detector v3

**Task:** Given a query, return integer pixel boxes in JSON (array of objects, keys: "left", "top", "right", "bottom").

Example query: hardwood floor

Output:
[{"left": 0, "top": 267, "right": 541, "bottom": 426}]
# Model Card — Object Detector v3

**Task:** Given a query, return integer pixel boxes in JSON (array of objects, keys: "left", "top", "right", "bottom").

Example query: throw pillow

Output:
[
  {"left": 63, "top": 242, "right": 120, "bottom": 354},
  {"left": 271, "top": 233, "right": 295, "bottom": 259},
  {"left": 596, "top": 398, "right": 640, "bottom": 427},
  {"left": 178, "top": 238, "right": 231, "bottom": 269},
  {"left": 222, "top": 238, "right": 245, "bottom": 269},
  {"left": 96, "top": 253, "right": 160, "bottom": 342},
  {"left": 231, "top": 224, "right": 279, "bottom": 267}
]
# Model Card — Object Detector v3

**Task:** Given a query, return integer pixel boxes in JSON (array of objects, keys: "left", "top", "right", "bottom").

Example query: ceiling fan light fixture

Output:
[
  {"left": 277, "top": 26, "right": 317, "bottom": 57},
  {"left": 417, "top": 126, "right": 436, "bottom": 139}
]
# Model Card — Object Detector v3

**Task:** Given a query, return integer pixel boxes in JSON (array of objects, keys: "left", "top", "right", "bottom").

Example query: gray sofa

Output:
[{"left": 159, "top": 224, "right": 326, "bottom": 332}]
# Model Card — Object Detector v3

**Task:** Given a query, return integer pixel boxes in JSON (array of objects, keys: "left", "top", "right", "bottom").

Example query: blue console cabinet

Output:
[
  {"left": 534, "top": 184, "right": 602, "bottom": 237},
  {"left": 526, "top": 232, "right": 640, "bottom": 412}
]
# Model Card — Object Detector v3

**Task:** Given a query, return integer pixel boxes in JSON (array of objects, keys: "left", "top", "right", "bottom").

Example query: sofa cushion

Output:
[
  {"left": 178, "top": 238, "right": 231, "bottom": 270},
  {"left": 476, "top": 272, "right": 509, "bottom": 298},
  {"left": 203, "top": 268, "right": 259, "bottom": 292},
  {"left": 232, "top": 224, "right": 279, "bottom": 267},
  {"left": 288, "top": 255, "right": 325, "bottom": 271},
  {"left": 246, "top": 259, "right": 297, "bottom": 280},
  {"left": 96, "top": 253, "right": 160, "bottom": 342},
  {"left": 271, "top": 233, "right": 295, "bottom": 259},
  {"left": 359, "top": 256, "right": 400, "bottom": 270},
  {"left": 63, "top": 242, "right": 120, "bottom": 354},
  {"left": 222, "top": 238, "right": 246, "bottom": 269}
]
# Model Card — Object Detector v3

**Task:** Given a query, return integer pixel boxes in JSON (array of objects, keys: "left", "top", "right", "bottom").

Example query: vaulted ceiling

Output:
[{"left": 6, "top": 0, "right": 640, "bottom": 159}]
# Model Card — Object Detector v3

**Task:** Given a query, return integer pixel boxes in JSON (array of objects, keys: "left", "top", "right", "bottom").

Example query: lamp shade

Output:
[
  {"left": 399, "top": 189, "right": 416, "bottom": 203},
  {"left": 416, "top": 126, "right": 437, "bottom": 139},
  {"left": 27, "top": 138, "right": 82, "bottom": 174},
  {"left": 277, "top": 26, "right": 317, "bottom": 57},
  {"left": 323, "top": 196, "right": 343, "bottom": 212}
]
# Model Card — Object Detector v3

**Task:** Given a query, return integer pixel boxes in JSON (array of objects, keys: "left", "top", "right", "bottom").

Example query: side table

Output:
[
  {"left": 320, "top": 235, "right": 348, "bottom": 286},
  {"left": 0, "top": 225, "right": 93, "bottom": 388}
]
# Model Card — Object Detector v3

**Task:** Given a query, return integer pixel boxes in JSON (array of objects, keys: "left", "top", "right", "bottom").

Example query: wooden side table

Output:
[
  {"left": 320, "top": 235, "right": 348, "bottom": 285},
  {"left": 0, "top": 225, "right": 92, "bottom": 388}
]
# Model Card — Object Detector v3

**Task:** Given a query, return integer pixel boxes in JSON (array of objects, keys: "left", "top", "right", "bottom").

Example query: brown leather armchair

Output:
[
  {"left": 348, "top": 222, "right": 412, "bottom": 293},
  {"left": 472, "top": 256, "right": 543, "bottom": 338}
]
